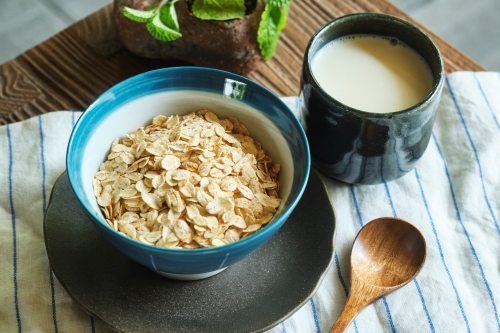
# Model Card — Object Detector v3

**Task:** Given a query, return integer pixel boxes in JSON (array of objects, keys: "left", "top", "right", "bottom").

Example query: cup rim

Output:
[
  {"left": 66, "top": 66, "right": 311, "bottom": 254},
  {"left": 304, "top": 12, "right": 445, "bottom": 118}
]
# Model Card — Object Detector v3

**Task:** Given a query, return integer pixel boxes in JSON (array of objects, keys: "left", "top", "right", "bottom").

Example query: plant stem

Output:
[{"left": 156, "top": 0, "right": 171, "bottom": 13}]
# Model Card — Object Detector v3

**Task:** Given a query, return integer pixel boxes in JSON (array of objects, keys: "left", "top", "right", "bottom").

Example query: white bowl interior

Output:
[{"left": 81, "top": 90, "right": 293, "bottom": 224}]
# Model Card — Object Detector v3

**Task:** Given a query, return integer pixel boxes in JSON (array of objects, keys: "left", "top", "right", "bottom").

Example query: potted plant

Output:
[{"left": 114, "top": 0, "right": 292, "bottom": 74}]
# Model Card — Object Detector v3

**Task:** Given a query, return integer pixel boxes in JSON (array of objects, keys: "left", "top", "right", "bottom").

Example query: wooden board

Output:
[{"left": 0, "top": 0, "right": 484, "bottom": 125}]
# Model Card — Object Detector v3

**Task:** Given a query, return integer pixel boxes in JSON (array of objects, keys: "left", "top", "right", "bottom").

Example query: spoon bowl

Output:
[
  {"left": 330, "top": 217, "right": 426, "bottom": 333},
  {"left": 352, "top": 217, "right": 426, "bottom": 288}
]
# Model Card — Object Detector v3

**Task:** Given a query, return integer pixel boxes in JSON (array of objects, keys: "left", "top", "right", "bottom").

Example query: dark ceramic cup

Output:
[{"left": 300, "top": 13, "right": 444, "bottom": 185}]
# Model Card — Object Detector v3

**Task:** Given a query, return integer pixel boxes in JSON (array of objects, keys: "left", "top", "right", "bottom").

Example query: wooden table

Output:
[{"left": 0, "top": 0, "right": 484, "bottom": 125}]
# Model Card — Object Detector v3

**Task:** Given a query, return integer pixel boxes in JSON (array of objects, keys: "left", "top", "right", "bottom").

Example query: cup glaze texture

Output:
[{"left": 300, "top": 13, "right": 444, "bottom": 185}]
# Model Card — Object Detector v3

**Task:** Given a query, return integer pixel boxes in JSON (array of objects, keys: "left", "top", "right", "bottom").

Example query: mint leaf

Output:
[
  {"left": 159, "top": 1, "right": 180, "bottom": 31},
  {"left": 277, "top": 3, "right": 289, "bottom": 30},
  {"left": 123, "top": 6, "right": 156, "bottom": 22},
  {"left": 264, "top": 0, "right": 293, "bottom": 6},
  {"left": 122, "top": 1, "right": 182, "bottom": 42},
  {"left": 147, "top": 14, "right": 182, "bottom": 41},
  {"left": 257, "top": 4, "right": 287, "bottom": 60},
  {"left": 192, "top": 0, "right": 246, "bottom": 21}
]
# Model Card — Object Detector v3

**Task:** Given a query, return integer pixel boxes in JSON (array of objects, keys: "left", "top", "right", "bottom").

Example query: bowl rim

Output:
[{"left": 66, "top": 66, "right": 311, "bottom": 254}]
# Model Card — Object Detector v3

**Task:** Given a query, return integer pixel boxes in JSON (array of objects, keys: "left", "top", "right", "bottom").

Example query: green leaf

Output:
[
  {"left": 159, "top": 1, "right": 180, "bottom": 31},
  {"left": 263, "top": 0, "right": 293, "bottom": 6},
  {"left": 257, "top": 4, "right": 287, "bottom": 60},
  {"left": 147, "top": 14, "right": 182, "bottom": 41},
  {"left": 192, "top": 0, "right": 246, "bottom": 21},
  {"left": 123, "top": 6, "right": 156, "bottom": 22},
  {"left": 277, "top": 4, "right": 289, "bottom": 30}
]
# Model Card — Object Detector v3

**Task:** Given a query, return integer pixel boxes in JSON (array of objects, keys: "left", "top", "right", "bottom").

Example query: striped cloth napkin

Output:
[{"left": 1, "top": 71, "right": 499, "bottom": 333}]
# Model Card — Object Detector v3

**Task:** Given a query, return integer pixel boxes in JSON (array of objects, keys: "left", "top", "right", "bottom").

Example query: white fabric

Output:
[{"left": 1, "top": 71, "right": 500, "bottom": 333}]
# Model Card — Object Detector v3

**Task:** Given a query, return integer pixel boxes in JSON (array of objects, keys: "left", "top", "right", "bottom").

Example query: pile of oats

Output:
[{"left": 93, "top": 110, "right": 281, "bottom": 249}]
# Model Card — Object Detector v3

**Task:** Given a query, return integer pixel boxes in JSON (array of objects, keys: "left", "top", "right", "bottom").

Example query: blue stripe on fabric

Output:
[
  {"left": 310, "top": 297, "right": 321, "bottom": 333},
  {"left": 90, "top": 316, "right": 95, "bottom": 333},
  {"left": 7, "top": 125, "right": 22, "bottom": 333},
  {"left": 380, "top": 183, "right": 399, "bottom": 333},
  {"left": 414, "top": 278, "right": 436, "bottom": 333},
  {"left": 433, "top": 132, "right": 500, "bottom": 331},
  {"left": 38, "top": 116, "right": 47, "bottom": 215},
  {"left": 334, "top": 253, "right": 360, "bottom": 333},
  {"left": 381, "top": 298, "right": 396, "bottom": 333},
  {"left": 347, "top": 186, "right": 363, "bottom": 333},
  {"left": 383, "top": 182, "right": 397, "bottom": 217},
  {"left": 71, "top": 112, "right": 76, "bottom": 128},
  {"left": 350, "top": 186, "right": 363, "bottom": 228},
  {"left": 414, "top": 166, "right": 470, "bottom": 332},
  {"left": 446, "top": 78, "right": 500, "bottom": 235},
  {"left": 38, "top": 116, "right": 59, "bottom": 333},
  {"left": 348, "top": 187, "right": 362, "bottom": 333},
  {"left": 353, "top": 316, "right": 359, "bottom": 332},
  {"left": 382, "top": 180, "right": 435, "bottom": 333},
  {"left": 473, "top": 72, "right": 500, "bottom": 131},
  {"left": 351, "top": 186, "right": 397, "bottom": 333},
  {"left": 281, "top": 321, "right": 287, "bottom": 333}
]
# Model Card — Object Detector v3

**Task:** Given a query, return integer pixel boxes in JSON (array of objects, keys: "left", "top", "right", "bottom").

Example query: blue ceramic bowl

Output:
[{"left": 66, "top": 67, "right": 310, "bottom": 280}]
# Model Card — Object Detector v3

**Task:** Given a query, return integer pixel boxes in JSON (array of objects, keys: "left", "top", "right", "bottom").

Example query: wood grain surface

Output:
[{"left": 0, "top": 0, "right": 485, "bottom": 125}]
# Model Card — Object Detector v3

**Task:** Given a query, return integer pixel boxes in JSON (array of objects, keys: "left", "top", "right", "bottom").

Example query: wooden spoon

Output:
[{"left": 330, "top": 217, "right": 426, "bottom": 333}]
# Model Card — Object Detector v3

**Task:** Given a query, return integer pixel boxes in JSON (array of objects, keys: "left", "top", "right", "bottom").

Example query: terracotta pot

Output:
[{"left": 114, "top": 0, "right": 265, "bottom": 75}]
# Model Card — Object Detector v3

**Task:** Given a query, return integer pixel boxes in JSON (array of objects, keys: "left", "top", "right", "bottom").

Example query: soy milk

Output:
[{"left": 311, "top": 35, "right": 434, "bottom": 113}]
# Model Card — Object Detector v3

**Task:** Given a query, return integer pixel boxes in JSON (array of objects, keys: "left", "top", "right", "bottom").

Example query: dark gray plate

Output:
[{"left": 44, "top": 169, "right": 335, "bottom": 333}]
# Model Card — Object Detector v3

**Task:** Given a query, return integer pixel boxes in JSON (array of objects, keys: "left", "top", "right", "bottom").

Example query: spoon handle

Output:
[{"left": 329, "top": 294, "right": 364, "bottom": 333}]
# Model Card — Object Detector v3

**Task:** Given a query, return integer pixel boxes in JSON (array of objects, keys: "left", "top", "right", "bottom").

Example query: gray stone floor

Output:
[
  {"left": 0, "top": 0, "right": 499, "bottom": 71},
  {"left": 0, "top": 0, "right": 108, "bottom": 64},
  {"left": 391, "top": 0, "right": 500, "bottom": 71}
]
